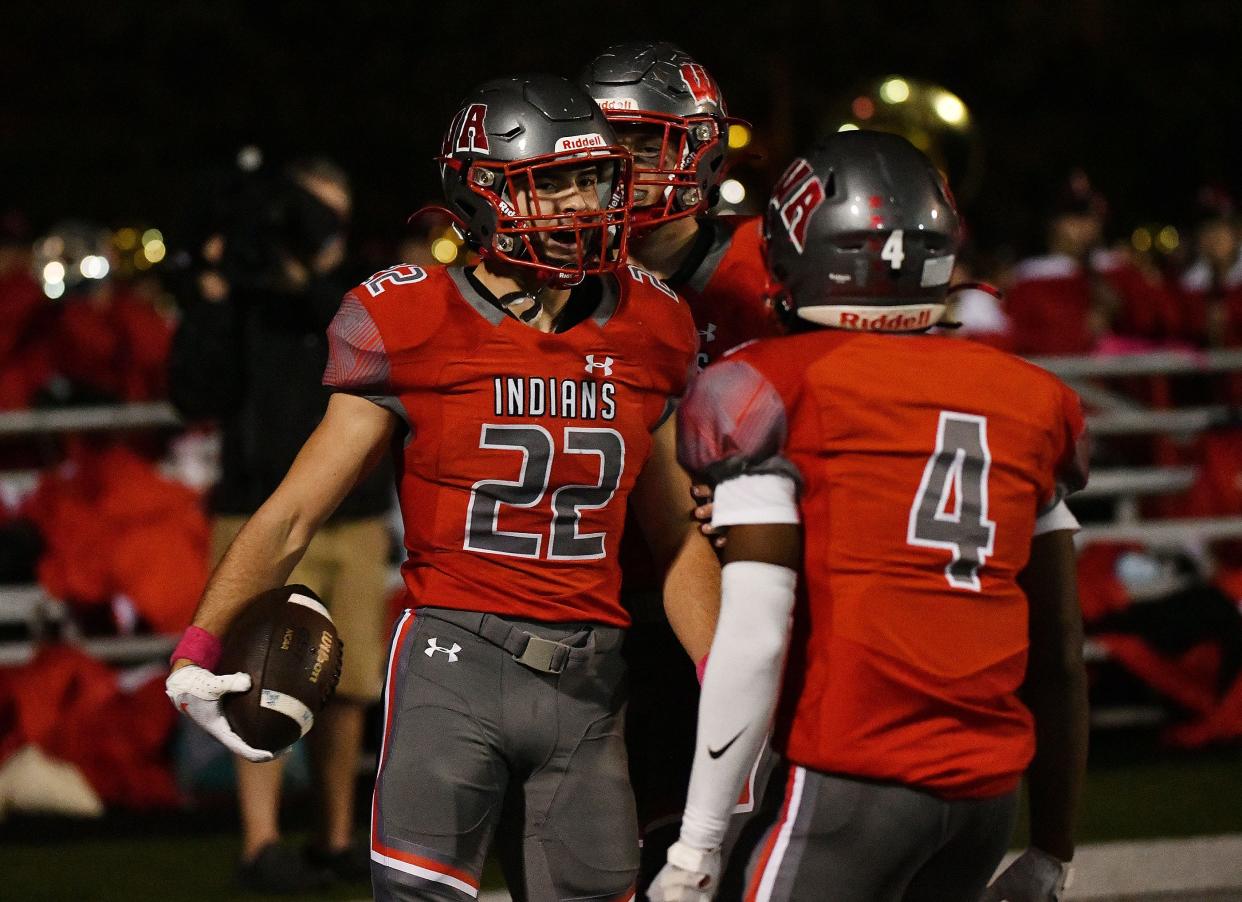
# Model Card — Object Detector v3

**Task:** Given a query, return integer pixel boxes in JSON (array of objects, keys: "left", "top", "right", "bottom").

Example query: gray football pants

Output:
[
  {"left": 736, "top": 764, "right": 1018, "bottom": 902},
  {"left": 371, "top": 607, "right": 638, "bottom": 902}
]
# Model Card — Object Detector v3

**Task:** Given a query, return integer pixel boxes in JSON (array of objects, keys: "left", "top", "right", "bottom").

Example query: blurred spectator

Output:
[
  {"left": 1179, "top": 187, "right": 1242, "bottom": 348},
  {"left": 51, "top": 277, "right": 173, "bottom": 404},
  {"left": 0, "top": 212, "right": 54, "bottom": 410},
  {"left": 168, "top": 157, "right": 391, "bottom": 893},
  {"left": 1007, "top": 170, "right": 1181, "bottom": 355},
  {"left": 21, "top": 439, "right": 209, "bottom": 633}
]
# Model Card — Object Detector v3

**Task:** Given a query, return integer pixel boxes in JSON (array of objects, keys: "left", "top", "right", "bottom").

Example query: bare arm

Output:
[
  {"left": 1017, "top": 528, "right": 1088, "bottom": 862},
  {"left": 183, "top": 393, "right": 396, "bottom": 647},
  {"left": 629, "top": 415, "right": 722, "bottom": 662}
]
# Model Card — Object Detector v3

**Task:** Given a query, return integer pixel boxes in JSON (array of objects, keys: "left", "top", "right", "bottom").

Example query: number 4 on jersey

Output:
[{"left": 907, "top": 411, "right": 997, "bottom": 590}]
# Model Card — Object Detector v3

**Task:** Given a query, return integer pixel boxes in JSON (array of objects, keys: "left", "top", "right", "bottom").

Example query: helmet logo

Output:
[
  {"left": 445, "top": 103, "right": 490, "bottom": 155},
  {"left": 770, "top": 157, "right": 826, "bottom": 254},
  {"left": 679, "top": 63, "right": 721, "bottom": 107},
  {"left": 554, "top": 133, "right": 607, "bottom": 153}
]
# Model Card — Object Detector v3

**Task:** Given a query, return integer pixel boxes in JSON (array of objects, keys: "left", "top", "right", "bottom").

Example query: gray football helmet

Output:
[
  {"left": 764, "top": 130, "right": 962, "bottom": 331},
  {"left": 581, "top": 42, "right": 739, "bottom": 227},
  {"left": 437, "top": 74, "right": 632, "bottom": 281}
]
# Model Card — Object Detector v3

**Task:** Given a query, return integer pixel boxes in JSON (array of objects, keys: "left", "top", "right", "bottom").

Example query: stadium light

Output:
[
  {"left": 42, "top": 261, "right": 66, "bottom": 284},
  {"left": 720, "top": 179, "right": 746, "bottom": 205},
  {"left": 879, "top": 77, "right": 910, "bottom": 104},
  {"left": 838, "top": 122, "right": 860, "bottom": 132},
  {"left": 431, "top": 238, "right": 459, "bottom": 264},
  {"left": 727, "top": 123, "right": 751, "bottom": 149},
  {"left": 143, "top": 239, "right": 166, "bottom": 263},
  {"left": 933, "top": 91, "right": 967, "bottom": 125}
]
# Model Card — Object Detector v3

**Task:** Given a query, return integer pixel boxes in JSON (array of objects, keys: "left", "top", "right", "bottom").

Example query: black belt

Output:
[{"left": 421, "top": 608, "right": 596, "bottom": 674}]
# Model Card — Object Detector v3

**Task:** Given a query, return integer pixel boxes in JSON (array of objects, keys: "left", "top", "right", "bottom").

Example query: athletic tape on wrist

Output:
[{"left": 170, "top": 625, "right": 222, "bottom": 671}]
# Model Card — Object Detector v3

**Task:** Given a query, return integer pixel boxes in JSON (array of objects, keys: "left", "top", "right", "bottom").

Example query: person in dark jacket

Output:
[{"left": 169, "top": 157, "right": 392, "bottom": 893}]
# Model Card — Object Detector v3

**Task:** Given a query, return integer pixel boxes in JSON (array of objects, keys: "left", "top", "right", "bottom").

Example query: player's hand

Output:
[
  {"left": 648, "top": 840, "right": 721, "bottom": 902},
  {"left": 982, "top": 847, "right": 1073, "bottom": 902},
  {"left": 691, "top": 484, "right": 727, "bottom": 549},
  {"left": 165, "top": 664, "right": 275, "bottom": 763}
]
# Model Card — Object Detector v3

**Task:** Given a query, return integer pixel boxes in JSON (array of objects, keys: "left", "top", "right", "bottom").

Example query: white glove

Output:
[
  {"left": 983, "top": 847, "right": 1073, "bottom": 902},
  {"left": 648, "top": 840, "right": 721, "bottom": 902},
  {"left": 165, "top": 665, "right": 274, "bottom": 763}
]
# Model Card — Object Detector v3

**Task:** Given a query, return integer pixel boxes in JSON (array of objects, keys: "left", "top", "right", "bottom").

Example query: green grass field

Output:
[{"left": 2, "top": 733, "right": 1239, "bottom": 902}]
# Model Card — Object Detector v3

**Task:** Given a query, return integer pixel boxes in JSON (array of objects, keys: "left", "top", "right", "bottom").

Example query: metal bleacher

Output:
[{"left": 2, "top": 351, "right": 1242, "bottom": 725}]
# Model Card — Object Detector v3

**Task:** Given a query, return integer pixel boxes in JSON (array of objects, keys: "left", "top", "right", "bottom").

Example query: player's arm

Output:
[
  {"left": 185, "top": 392, "right": 395, "bottom": 641},
  {"left": 653, "top": 357, "right": 801, "bottom": 900},
  {"left": 165, "top": 393, "right": 396, "bottom": 760},
  {"left": 630, "top": 414, "right": 721, "bottom": 662},
  {"left": 1019, "top": 525, "right": 1088, "bottom": 860},
  {"left": 987, "top": 471, "right": 1087, "bottom": 902},
  {"left": 652, "top": 482, "right": 801, "bottom": 900}
]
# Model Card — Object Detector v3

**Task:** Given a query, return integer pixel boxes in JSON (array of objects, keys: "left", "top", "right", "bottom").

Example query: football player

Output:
[
  {"left": 581, "top": 41, "right": 784, "bottom": 892},
  {"left": 652, "top": 131, "right": 1089, "bottom": 901},
  {"left": 166, "top": 75, "right": 721, "bottom": 901}
]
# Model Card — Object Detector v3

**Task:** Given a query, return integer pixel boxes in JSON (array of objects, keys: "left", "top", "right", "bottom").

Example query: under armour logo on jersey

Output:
[
  {"left": 699, "top": 323, "right": 717, "bottom": 343},
  {"left": 585, "top": 355, "right": 615, "bottom": 376},
  {"left": 425, "top": 639, "right": 461, "bottom": 662}
]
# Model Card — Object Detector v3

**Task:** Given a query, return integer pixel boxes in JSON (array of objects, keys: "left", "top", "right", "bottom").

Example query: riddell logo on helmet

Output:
[
  {"left": 598, "top": 98, "right": 639, "bottom": 112},
  {"left": 837, "top": 308, "right": 935, "bottom": 330},
  {"left": 555, "top": 133, "right": 607, "bottom": 152}
]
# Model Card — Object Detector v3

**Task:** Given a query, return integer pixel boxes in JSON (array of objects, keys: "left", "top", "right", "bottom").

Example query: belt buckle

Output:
[{"left": 513, "top": 634, "right": 565, "bottom": 674}]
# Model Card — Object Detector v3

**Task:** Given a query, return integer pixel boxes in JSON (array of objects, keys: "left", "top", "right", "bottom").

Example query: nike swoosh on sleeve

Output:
[{"left": 708, "top": 729, "right": 744, "bottom": 759}]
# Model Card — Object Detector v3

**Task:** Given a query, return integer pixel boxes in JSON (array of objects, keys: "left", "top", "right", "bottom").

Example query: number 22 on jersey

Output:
[
  {"left": 465, "top": 425, "right": 626, "bottom": 561},
  {"left": 906, "top": 411, "right": 997, "bottom": 591}
]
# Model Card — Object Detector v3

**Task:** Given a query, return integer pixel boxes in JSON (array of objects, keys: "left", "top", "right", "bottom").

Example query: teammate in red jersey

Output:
[
  {"left": 652, "top": 131, "right": 1090, "bottom": 902},
  {"left": 581, "top": 42, "right": 784, "bottom": 892},
  {"left": 166, "top": 75, "right": 720, "bottom": 901},
  {"left": 582, "top": 41, "right": 779, "bottom": 368}
]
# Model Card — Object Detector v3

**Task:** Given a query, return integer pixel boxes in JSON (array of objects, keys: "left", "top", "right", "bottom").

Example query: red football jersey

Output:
[
  {"left": 679, "top": 331, "right": 1089, "bottom": 798},
  {"left": 672, "top": 215, "right": 782, "bottom": 368},
  {"left": 620, "top": 215, "right": 782, "bottom": 607},
  {"left": 325, "top": 263, "right": 698, "bottom": 627}
]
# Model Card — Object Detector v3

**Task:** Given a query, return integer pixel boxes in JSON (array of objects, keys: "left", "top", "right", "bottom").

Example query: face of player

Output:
[
  {"left": 613, "top": 124, "right": 679, "bottom": 208},
  {"left": 512, "top": 161, "right": 612, "bottom": 265}
]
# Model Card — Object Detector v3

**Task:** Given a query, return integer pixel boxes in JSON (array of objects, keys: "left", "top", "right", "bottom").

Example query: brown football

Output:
[{"left": 218, "top": 585, "right": 343, "bottom": 754}]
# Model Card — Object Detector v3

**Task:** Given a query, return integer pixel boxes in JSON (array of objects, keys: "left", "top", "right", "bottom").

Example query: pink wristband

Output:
[
  {"left": 171, "top": 626, "right": 222, "bottom": 671},
  {"left": 696, "top": 653, "right": 709, "bottom": 685}
]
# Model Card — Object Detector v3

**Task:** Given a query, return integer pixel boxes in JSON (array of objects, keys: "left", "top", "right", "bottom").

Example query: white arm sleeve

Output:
[
  {"left": 711, "top": 473, "right": 801, "bottom": 528},
  {"left": 678, "top": 560, "right": 797, "bottom": 851},
  {"left": 1034, "top": 499, "right": 1079, "bottom": 536}
]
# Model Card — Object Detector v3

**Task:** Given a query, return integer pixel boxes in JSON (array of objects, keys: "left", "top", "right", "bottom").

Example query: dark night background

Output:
[{"left": 5, "top": 0, "right": 1241, "bottom": 257}]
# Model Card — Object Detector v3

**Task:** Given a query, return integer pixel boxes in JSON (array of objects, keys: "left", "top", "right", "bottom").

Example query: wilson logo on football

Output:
[
  {"left": 443, "top": 103, "right": 490, "bottom": 155},
  {"left": 584, "top": 355, "right": 615, "bottom": 376},
  {"left": 771, "top": 157, "right": 825, "bottom": 254},
  {"left": 554, "top": 133, "right": 607, "bottom": 153},
  {"left": 679, "top": 63, "right": 721, "bottom": 107}
]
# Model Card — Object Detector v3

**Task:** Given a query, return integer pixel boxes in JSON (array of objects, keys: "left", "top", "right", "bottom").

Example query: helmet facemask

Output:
[
  {"left": 443, "top": 147, "right": 632, "bottom": 285},
  {"left": 607, "top": 112, "right": 730, "bottom": 229}
]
